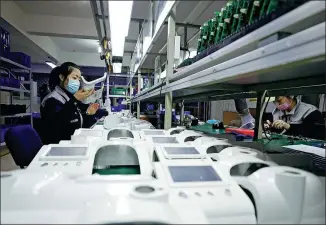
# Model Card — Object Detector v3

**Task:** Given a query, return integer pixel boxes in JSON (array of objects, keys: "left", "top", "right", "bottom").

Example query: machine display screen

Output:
[
  {"left": 143, "top": 130, "right": 165, "bottom": 135},
  {"left": 168, "top": 166, "right": 221, "bottom": 182},
  {"left": 152, "top": 137, "right": 179, "bottom": 144},
  {"left": 46, "top": 147, "right": 88, "bottom": 156},
  {"left": 164, "top": 147, "right": 200, "bottom": 155}
]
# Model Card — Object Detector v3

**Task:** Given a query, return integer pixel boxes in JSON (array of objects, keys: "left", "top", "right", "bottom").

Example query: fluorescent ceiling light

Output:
[
  {"left": 113, "top": 63, "right": 122, "bottom": 73},
  {"left": 109, "top": 1, "right": 133, "bottom": 57},
  {"left": 46, "top": 61, "right": 57, "bottom": 69}
]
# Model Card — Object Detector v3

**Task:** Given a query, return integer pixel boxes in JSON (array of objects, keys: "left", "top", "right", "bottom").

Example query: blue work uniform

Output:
[{"left": 40, "top": 86, "right": 95, "bottom": 144}]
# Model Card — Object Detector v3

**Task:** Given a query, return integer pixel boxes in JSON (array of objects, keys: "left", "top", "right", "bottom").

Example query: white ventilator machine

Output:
[
  {"left": 1, "top": 115, "right": 325, "bottom": 224},
  {"left": 80, "top": 72, "right": 107, "bottom": 104}
]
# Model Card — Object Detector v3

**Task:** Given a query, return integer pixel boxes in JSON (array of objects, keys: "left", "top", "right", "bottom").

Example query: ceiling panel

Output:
[
  {"left": 149, "top": 26, "right": 167, "bottom": 54},
  {"left": 127, "top": 21, "right": 140, "bottom": 40},
  {"left": 1, "top": 18, "right": 52, "bottom": 64},
  {"left": 15, "top": 0, "right": 93, "bottom": 18},
  {"left": 122, "top": 54, "right": 132, "bottom": 67},
  {"left": 50, "top": 37, "right": 100, "bottom": 53},
  {"left": 175, "top": 1, "right": 202, "bottom": 24},
  {"left": 131, "top": 1, "right": 151, "bottom": 20},
  {"left": 195, "top": 1, "right": 227, "bottom": 25},
  {"left": 142, "top": 54, "right": 156, "bottom": 69},
  {"left": 124, "top": 42, "right": 136, "bottom": 52}
]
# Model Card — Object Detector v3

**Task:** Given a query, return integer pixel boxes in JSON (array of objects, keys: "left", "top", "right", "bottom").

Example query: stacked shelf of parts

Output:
[
  {"left": 194, "top": 0, "right": 308, "bottom": 63},
  {"left": 106, "top": 74, "right": 132, "bottom": 113},
  {"left": 0, "top": 27, "right": 33, "bottom": 146},
  {"left": 133, "top": 0, "right": 325, "bottom": 102}
]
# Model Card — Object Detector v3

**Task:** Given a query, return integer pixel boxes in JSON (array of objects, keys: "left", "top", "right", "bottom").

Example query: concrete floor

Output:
[{"left": 1, "top": 148, "right": 20, "bottom": 171}]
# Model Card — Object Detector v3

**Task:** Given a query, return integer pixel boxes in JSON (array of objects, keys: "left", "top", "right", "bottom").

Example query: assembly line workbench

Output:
[{"left": 189, "top": 123, "right": 325, "bottom": 176}]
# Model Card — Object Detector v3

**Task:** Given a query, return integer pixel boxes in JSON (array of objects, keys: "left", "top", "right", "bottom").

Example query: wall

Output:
[
  {"left": 59, "top": 52, "right": 104, "bottom": 67},
  {"left": 210, "top": 99, "right": 275, "bottom": 122}
]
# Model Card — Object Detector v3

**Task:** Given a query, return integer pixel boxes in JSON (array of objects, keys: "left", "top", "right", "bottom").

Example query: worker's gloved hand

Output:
[
  {"left": 86, "top": 103, "right": 99, "bottom": 115},
  {"left": 272, "top": 120, "right": 290, "bottom": 130},
  {"left": 74, "top": 89, "right": 94, "bottom": 101}
]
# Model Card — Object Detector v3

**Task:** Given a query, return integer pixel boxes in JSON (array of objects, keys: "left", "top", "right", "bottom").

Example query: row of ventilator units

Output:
[{"left": 1, "top": 114, "right": 325, "bottom": 224}]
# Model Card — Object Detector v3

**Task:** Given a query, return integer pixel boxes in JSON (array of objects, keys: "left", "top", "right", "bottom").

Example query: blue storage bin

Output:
[
  {"left": 111, "top": 106, "right": 121, "bottom": 112},
  {"left": 0, "top": 127, "right": 7, "bottom": 144},
  {"left": 2, "top": 77, "right": 9, "bottom": 87},
  {"left": 8, "top": 78, "right": 20, "bottom": 88},
  {"left": 1, "top": 27, "right": 10, "bottom": 54},
  {"left": 12, "top": 79, "right": 20, "bottom": 88},
  {"left": 119, "top": 104, "right": 127, "bottom": 110},
  {"left": 0, "top": 77, "right": 4, "bottom": 86},
  {"left": 7, "top": 52, "right": 31, "bottom": 68},
  {"left": 7, "top": 78, "right": 13, "bottom": 87}
]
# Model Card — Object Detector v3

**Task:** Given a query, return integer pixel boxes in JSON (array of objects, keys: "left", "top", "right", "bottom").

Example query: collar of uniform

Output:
[{"left": 55, "top": 85, "right": 72, "bottom": 102}]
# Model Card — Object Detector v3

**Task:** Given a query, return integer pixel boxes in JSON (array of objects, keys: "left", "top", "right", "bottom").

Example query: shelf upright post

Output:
[
  {"left": 164, "top": 6, "right": 176, "bottom": 130},
  {"left": 129, "top": 79, "right": 132, "bottom": 111},
  {"left": 137, "top": 71, "right": 141, "bottom": 119},
  {"left": 29, "top": 69, "right": 33, "bottom": 127},
  {"left": 253, "top": 91, "right": 265, "bottom": 141},
  {"left": 197, "top": 102, "right": 200, "bottom": 118},
  {"left": 180, "top": 100, "right": 184, "bottom": 126},
  {"left": 106, "top": 74, "right": 110, "bottom": 100},
  {"left": 154, "top": 55, "right": 161, "bottom": 85},
  {"left": 20, "top": 76, "right": 24, "bottom": 100}
]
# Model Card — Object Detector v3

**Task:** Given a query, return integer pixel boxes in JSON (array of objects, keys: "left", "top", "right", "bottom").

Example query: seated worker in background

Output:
[
  {"left": 40, "top": 62, "right": 99, "bottom": 144},
  {"left": 265, "top": 96, "right": 325, "bottom": 140},
  {"left": 234, "top": 99, "right": 255, "bottom": 129}
]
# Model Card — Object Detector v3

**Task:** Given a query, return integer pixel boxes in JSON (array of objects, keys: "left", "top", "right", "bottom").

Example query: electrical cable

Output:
[{"left": 261, "top": 92, "right": 272, "bottom": 141}]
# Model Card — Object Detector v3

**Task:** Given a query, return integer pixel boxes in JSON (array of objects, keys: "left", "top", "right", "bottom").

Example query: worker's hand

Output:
[
  {"left": 264, "top": 120, "right": 272, "bottom": 129},
  {"left": 86, "top": 103, "right": 99, "bottom": 115},
  {"left": 73, "top": 89, "right": 94, "bottom": 101},
  {"left": 272, "top": 120, "right": 290, "bottom": 130}
]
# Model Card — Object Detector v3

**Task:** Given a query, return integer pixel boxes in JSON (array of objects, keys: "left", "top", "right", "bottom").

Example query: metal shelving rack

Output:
[
  {"left": 127, "top": 1, "right": 325, "bottom": 139},
  {"left": 0, "top": 56, "right": 33, "bottom": 146}
]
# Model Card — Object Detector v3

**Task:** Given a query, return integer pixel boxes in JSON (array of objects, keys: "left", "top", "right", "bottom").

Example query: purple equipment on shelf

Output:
[
  {"left": 117, "top": 98, "right": 123, "bottom": 104},
  {"left": 147, "top": 104, "right": 154, "bottom": 111},
  {"left": 119, "top": 104, "right": 127, "bottom": 110}
]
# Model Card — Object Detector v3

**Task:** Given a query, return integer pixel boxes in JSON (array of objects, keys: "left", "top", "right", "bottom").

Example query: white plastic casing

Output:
[{"left": 1, "top": 116, "right": 325, "bottom": 224}]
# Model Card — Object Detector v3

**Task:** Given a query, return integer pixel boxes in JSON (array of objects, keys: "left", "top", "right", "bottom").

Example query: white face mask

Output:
[{"left": 66, "top": 79, "right": 80, "bottom": 94}]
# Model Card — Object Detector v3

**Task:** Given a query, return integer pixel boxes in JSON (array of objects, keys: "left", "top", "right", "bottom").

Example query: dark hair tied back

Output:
[{"left": 48, "top": 62, "right": 80, "bottom": 91}]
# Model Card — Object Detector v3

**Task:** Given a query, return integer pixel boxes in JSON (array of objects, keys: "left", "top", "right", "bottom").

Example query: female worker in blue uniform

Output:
[{"left": 40, "top": 62, "right": 99, "bottom": 144}]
